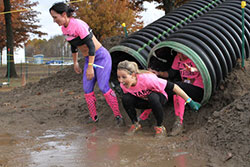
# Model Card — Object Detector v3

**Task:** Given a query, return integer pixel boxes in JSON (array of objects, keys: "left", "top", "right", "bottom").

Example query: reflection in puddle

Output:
[
  {"left": 0, "top": 132, "right": 30, "bottom": 167},
  {"left": 0, "top": 127, "right": 206, "bottom": 167},
  {"left": 37, "top": 129, "right": 66, "bottom": 140},
  {"left": 0, "top": 133, "right": 17, "bottom": 146},
  {"left": 173, "top": 151, "right": 189, "bottom": 167}
]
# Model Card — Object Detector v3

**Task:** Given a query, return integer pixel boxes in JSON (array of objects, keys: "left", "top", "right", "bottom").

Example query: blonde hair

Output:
[{"left": 117, "top": 60, "right": 150, "bottom": 74}]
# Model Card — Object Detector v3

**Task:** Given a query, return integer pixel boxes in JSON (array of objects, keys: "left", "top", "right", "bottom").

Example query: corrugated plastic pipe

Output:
[
  {"left": 147, "top": 0, "right": 250, "bottom": 104},
  {"left": 109, "top": 0, "right": 223, "bottom": 94}
]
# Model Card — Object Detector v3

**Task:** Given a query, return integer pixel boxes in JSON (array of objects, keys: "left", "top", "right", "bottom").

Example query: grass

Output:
[{"left": 0, "top": 63, "right": 67, "bottom": 92}]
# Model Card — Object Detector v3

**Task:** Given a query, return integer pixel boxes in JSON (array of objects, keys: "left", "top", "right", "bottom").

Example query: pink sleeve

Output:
[
  {"left": 75, "top": 20, "right": 90, "bottom": 39},
  {"left": 171, "top": 54, "right": 181, "bottom": 70}
]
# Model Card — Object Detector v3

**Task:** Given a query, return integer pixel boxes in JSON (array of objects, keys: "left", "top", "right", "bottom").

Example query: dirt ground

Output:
[{"left": 0, "top": 36, "right": 250, "bottom": 167}]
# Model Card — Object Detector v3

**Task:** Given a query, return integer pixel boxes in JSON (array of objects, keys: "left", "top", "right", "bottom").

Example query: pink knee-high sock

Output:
[
  {"left": 173, "top": 95, "right": 186, "bottom": 124},
  {"left": 139, "top": 109, "right": 152, "bottom": 120},
  {"left": 104, "top": 89, "right": 122, "bottom": 117},
  {"left": 84, "top": 92, "right": 97, "bottom": 121}
]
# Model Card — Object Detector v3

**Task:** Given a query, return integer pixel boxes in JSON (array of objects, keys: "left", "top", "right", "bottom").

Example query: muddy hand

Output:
[
  {"left": 74, "top": 63, "right": 82, "bottom": 74},
  {"left": 188, "top": 100, "right": 201, "bottom": 111},
  {"left": 148, "top": 68, "right": 158, "bottom": 75}
]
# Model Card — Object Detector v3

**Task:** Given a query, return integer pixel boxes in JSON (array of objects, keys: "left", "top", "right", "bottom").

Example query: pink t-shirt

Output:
[
  {"left": 62, "top": 18, "right": 89, "bottom": 41},
  {"left": 171, "top": 53, "right": 204, "bottom": 88},
  {"left": 120, "top": 73, "right": 168, "bottom": 100}
]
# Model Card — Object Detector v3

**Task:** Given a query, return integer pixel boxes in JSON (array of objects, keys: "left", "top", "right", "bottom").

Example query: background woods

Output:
[
  {"left": 1, "top": 0, "right": 46, "bottom": 77},
  {"left": 69, "top": 0, "right": 144, "bottom": 40},
  {"left": 1, "top": 0, "right": 190, "bottom": 77},
  {"left": 0, "top": 0, "right": 46, "bottom": 52}
]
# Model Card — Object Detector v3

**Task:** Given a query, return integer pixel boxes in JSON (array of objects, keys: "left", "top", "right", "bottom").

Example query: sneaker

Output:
[
  {"left": 115, "top": 116, "right": 125, "bottom": 126},
  {"left": 87, "top": 115, "right": 99, "bottom": 124},
  {"left": 126, "top": 122, "right": 142, "bottom": 136},
  {"left": 154, "top": 125, "right": 167, "bottom": 138},
  {"left": 169, "top": 116, "right": 183, "bottom": 136}
]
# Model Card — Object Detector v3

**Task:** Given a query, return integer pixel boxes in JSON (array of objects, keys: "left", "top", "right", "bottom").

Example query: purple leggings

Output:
[{"left": 83, "top": 46, "right": 111, "bottom": 94}]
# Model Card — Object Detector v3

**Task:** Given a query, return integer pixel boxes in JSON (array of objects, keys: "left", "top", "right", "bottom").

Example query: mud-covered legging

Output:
[{"left": 122, "top": 92, "right": 167, "bottom": 126}]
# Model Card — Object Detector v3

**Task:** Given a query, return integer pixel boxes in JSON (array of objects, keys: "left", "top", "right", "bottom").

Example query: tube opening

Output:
[
  {"left": 110, "top": 47, "right": 146, "bottom": 95},
  {"left": 148, "top": 47, "right": 176, "bottom": 73},
  {"left": 148, "top": 47, "right": 182, "bottom": 82},
  {"left": 147, "top": 41, "right": 212, "bottom": 104}
]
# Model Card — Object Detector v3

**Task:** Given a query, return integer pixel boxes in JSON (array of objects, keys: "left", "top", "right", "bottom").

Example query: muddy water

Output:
[{"left": 0, "top": 126, "right": 205, "bottom": 167}]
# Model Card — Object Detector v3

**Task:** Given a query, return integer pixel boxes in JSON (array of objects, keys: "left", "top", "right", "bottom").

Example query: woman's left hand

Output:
[
  {"left": 86, "top": 66, "right": 94, "bottom": 80},
  {"left": 184, "top": 63, "right": 198, "bottom": 72}
]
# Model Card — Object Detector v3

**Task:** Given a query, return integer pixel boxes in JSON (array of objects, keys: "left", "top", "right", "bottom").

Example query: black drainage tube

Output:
[
  {"left": 184, "top": 22, "right": 234, "bottom": 74},
  {"left": 148, "top": 40, "right": 214, "bottom": 104},
  {"left": 190, "top": 22, "right": 235, "bottom": 71},
  {"left": 109, "top": 0, "right": 223, "bottom": 92},
  {"left": 147, "top": 0, "right": 250, "bottom": 104},
  {"left": 190, "top": 17, "right": 238, "bottom": 65},
  {"left": 205, "top": 11, "right": 250, "bottom": 59}
]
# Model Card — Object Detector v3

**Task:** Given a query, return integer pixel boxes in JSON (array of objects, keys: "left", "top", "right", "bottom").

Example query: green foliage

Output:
[{"left": 0, "top": 0, "right": 47, "bottom": 50}]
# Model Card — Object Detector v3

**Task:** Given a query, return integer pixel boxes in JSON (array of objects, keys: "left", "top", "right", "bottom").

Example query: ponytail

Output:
[{"left": 117, "top": 60, "right": 150, "bottom": 74}]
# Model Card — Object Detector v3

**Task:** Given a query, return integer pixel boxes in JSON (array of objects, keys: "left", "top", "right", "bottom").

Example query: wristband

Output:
[
  {"left": 88, "top": 63, "right": 93, "bottom": 66},
  {"left": 185, "top": 98, "right": 192, "bottom": 104}
]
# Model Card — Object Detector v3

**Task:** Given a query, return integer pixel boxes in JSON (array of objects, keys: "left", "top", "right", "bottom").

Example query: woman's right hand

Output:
[
  {"left": 187, "top": 99, "right": 201, "bottom": 111},
  {"left": 74, "top": 63, "right": 82, "bottom": 74},
  {"left": 148, "top": 68, "right": 159, "bottom": 75}
]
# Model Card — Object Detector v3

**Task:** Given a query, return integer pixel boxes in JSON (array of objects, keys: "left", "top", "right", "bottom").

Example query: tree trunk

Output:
[
  {"left": 4, "top": 0, "right": 18, "bottom": 78},
  {"left": 163, "top": 0, "right": 176, "bottom": 14}
]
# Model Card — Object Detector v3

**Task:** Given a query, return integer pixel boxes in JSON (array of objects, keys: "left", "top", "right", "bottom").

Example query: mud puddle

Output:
[{"left": 0, "top": 126, "right": 206, "bottom": 167}]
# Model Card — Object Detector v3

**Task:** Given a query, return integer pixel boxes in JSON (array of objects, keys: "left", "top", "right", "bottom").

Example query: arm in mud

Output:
[{"left": 166, "top": 81, "right": 201, "bottom": 111}]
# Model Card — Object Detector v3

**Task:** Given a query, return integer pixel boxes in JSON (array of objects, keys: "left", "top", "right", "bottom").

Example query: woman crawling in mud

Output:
[
  {"left": 149, "top": 52, "right": 204, "bottom": 136},
  {"left": 117, "top": 60, "right": 201, "bottom": 138}
]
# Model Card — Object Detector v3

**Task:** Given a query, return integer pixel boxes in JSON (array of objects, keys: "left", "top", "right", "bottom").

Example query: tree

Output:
[
  {"left": 0, "top": 0, "right": 46, "bottom": 50},
  {"left": 3, "top": 0, "right": 17, "bottom": 77},
  {"left": 1, "top": 0, "right": 47, "bottom": 77},
  {"left": 131, "top": 0, "right": 191, "bottom": 14},
  {"left": 25, "top": 35, "right": 72, "bottom": 58},
  {"left": 70, "top": 0, "right": 143, "bottom": 40},
  {"left": 25, "top": 38, "right": 48, "bottom": 57}
]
